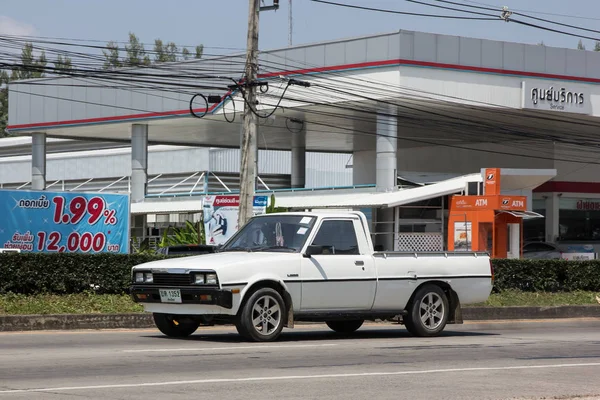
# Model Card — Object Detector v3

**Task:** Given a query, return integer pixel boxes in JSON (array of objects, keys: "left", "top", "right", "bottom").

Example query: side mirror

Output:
[{"left": 303, "top": 245, "right": 324, "bottom": 258}]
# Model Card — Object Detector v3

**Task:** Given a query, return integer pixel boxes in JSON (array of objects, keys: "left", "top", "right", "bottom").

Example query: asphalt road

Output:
[{"left": 1, "top": 319, "right": 600, "bottom": 399}]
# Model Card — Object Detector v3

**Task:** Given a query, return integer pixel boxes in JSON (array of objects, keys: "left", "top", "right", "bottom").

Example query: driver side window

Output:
[{"left": 311, "top": 220, "right": 359, "bottom": 255}]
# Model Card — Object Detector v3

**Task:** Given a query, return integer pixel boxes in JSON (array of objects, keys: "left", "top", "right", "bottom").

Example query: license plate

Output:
[{"left": 159, "top": 289, "right": 182, "bottom": 303}]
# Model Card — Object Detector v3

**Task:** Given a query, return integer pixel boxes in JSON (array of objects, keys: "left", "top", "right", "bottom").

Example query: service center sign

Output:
[
  {"left": 0, "top": 189, "right": 130, "bottom": 253},
  {"left": 522, "top": 81, "right": 591, "bottom": 115}
]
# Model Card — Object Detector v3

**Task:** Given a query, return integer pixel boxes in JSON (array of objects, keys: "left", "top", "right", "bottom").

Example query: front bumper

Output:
[{"left": 130, "top": 285, "right": 233, "bottom": 309}]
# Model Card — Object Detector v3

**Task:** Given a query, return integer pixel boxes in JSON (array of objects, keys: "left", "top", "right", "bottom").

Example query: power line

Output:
[
  {"left": 403, "top": 0, "right": 497, "bottom": 18},
  {"left": 460, "top": 0, "right": 600, "bottom": 21},
  {"left": 309, "top": 0, "right": 499, "bottom": 20},
  {"left": 509, "top": 19, "right": 600, "bottom": 43},
  {"left": 434, "top": 0, "right": 600, "bottom": 35},
  {"left": 400, "top": 0, "right": 600, "bottom": 42},
  {"left": 7, "top": 28, "right": 600, "bottom": 162},
  {"left": 10, "top": 79, "right": 600, "bottom": 167}
]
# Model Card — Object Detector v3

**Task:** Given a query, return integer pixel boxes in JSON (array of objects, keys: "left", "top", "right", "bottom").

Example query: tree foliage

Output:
[
  {"left": 102, "top": 32, "right": 203, "bottom": 69},
  {"left": 54, "top": 55, "right": 73, "bottom": 74},
  {"left": 577, "top": 39, "right": 586, "bottom": 50},
  {"left": 124, "top": 32, "right": 151, "bottom": 67}
]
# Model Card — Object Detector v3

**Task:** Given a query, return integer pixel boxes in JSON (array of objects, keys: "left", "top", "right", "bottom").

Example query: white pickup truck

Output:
[{"left": 130, "top": 211, "right": 493, "bottom": 342}]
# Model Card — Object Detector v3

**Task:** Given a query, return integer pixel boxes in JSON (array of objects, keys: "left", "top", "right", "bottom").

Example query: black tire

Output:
[
  {"left": 153, "top": 313, "right": 200, "bottom": 338},
  {"left": 404, "top": 284, "right": 449, "bottom": 337},
  {"left": 236, "top": 287, "right": 285, "bottom": 342},
  {"left": 326, "top": 320, "right": 364, "bottom": 334}
]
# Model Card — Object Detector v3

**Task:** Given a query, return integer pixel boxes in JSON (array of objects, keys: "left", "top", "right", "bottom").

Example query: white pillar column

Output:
[
  {"left": 546, "top": 193, "right": 560, "bottom": 242},
  {"left": 376, "top": 109, "right": 397, "bottom": 192},
  {"left": 31, "top": 133, "right": 47, "bottom": 191},
  {"left": 131, "top": 124, "right": 148, "bottom": 203},
  {"left": 375, "top": 108, "right": 398, "bottom": 251},
  {"left": 291, "top": 128, "right": 306, "bottom": 188}
]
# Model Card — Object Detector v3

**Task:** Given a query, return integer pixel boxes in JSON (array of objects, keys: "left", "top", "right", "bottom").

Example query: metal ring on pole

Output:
[{"left": 189, "top": 93, "right": 209, "bottom": 119}]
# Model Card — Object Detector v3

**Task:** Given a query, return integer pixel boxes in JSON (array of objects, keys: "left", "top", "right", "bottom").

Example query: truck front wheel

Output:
[
  {"left": 236, "top": 287, "right": 285, "bottom": 342},
  {"left": 404, "top": 284, "right": 449, "bottom": 337},
  {"left": 326, "top": 320, "right": 364, "bottom": 334},
  {"left": 153, "top": 313, "right": 200, "bottom": 338}
]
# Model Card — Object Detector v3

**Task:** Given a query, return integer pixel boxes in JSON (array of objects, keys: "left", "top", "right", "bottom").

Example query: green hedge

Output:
[
  {"left": 492, "top": 259, "right": 600, "bottom": 293},
  {"left": 0, "top": 254, "right": 166, "bottom": 295},
  {"left": 0, "top": 254, "right": 599, "bottom": 295}
]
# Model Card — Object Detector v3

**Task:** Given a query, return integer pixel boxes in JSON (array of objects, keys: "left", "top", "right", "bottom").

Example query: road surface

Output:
[{"left": 0, "top": 319, "right": 599, "bottom": 399}]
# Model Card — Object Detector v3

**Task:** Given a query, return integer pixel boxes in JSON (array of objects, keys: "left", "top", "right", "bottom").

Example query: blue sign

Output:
[
  {"left": 253, "top": 196, "right": 268, "bottom": 207},
  {"left": 0, "top": 189, "right": 130, "bottom": 254}
]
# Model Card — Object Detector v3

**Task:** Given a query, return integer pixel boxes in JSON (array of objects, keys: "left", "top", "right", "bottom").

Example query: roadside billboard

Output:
[
  {"left": 203, "top": 195, "right": 268, "bottom": 246},
  {"left": 0, "top": 189, "right": 130, "bottom": 254}
]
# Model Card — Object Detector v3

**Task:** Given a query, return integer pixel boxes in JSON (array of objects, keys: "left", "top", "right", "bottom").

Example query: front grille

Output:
[{"left": 152, "top": 273, "right": 193, "bottom": 286}]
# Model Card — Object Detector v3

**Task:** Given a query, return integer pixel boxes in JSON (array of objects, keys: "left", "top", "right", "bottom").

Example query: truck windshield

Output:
[{"left": 220, "top": 215, "right": 317, "bottom": 253}]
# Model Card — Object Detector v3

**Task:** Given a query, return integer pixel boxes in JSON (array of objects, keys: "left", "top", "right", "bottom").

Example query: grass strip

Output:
[{"left": 0, "top": 290, "right": 598, "bottom": 315}]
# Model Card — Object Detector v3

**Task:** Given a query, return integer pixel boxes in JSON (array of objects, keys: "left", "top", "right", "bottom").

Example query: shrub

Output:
[
  {"left": 492, "top": 259, "right": 600, "bottom": 293},
  {"left": 0, "top": 253, "right": 165, "bottom": 295},
  {"left": 1, "top": 254, "right": 599, "bottom": 295}
]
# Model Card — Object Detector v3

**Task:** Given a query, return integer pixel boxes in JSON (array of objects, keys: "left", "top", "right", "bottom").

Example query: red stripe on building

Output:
[{"left": 534, "top": 181, "right": 600, "bottom": 194}]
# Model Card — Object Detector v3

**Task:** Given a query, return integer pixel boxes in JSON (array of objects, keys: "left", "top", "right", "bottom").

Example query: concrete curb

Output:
[
  {"left": 0, "top": 313, "right": 155, "bottom": 332},
  {"left": 462, "top": 305, "right": 600, "bottom": 320},
  {"left": 1, "top": 306, "right": 599, "bottom": 332}
]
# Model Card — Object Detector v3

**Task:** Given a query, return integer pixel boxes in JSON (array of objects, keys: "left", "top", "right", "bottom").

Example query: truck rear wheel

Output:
[
  {"left": 326, "top": 320, "right": 364, "bottom": 334},
  {"left": 153, "top": 313, "right": 200, "bottom": 338},
  {"left": 236, "top": 287, "right": 285, "bottom": 342},
  {"left": 404, "top": 284, "right": 449, "bottom": 337}
]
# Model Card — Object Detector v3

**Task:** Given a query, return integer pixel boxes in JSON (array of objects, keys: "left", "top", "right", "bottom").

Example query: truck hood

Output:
[{"left": 133, "top": 251, "right": 296, "bottom": 273}]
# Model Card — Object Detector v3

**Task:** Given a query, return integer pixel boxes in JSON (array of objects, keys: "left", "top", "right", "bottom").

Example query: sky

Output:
[{"left": 1, "top": 0, "right": 600, "bottom": 57}]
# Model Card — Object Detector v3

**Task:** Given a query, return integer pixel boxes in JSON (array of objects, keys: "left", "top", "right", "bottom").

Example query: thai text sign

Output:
[
  {"left": 0, "top": 189, "right": 130, "bottom": 253},
  {"left": 203, "top": 195, "right": 268, "bottom": 246},
  {"left": 452, "top": 195, "right": 527, "bottom": 211},
  {"left": 522, "top": 81, "right": 591, "bottom": 115}
]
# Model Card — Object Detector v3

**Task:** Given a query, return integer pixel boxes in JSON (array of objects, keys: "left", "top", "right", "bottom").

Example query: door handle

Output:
[{"left": 355, "top": 260, "right": 364, "bottom": 266}]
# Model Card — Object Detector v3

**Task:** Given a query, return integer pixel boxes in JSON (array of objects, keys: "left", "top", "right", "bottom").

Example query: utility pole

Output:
[
  {"left": 288, "top": 0, "right": 293, "bottom": 46},
  {"left": 238, "top": 0, "right": 279, "bottom": 229},
  {"left": 238, "top": 0, "right": 260, "bottom": 229}
]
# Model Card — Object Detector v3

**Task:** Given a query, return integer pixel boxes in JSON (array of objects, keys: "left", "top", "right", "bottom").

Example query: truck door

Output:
[{"left": 300, "top": 218, "right": 376, "bottom": 311}]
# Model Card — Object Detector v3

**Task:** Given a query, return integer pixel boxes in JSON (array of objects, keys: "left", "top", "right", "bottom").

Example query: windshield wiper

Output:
[
  {"left": 220, "top": 247, "right": 253, "bottom": 252},
  {"left": 251, "top": 245, "right": 297, "bottom": 253}
]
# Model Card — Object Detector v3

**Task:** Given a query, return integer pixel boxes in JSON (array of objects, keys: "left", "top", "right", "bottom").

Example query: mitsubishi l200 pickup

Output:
[{"left": 130, "top": 211, "right": 493, "bottom": 342}]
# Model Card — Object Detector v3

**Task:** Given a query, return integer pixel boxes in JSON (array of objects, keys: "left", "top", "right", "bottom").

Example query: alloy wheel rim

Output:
[
  {"left": 419, "top": 292, "right": 444, "bottom": 330},
  {"left": 251, "top": 295, "right": 281, "bottom": 336}
]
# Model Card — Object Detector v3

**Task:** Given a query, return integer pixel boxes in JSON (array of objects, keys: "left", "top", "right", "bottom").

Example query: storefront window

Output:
[
  {"left": 523, "top": 199, "right": 546, "bottom": 242},
  {"left": 558, "top": 198, "right": 600, "bottom": 241}
]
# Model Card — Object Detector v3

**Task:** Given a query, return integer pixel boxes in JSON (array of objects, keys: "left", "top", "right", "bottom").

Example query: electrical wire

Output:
[
  {"left": 509, "top": 19, "right": 600, "bottom": 43},
  {"left": 189, "top": 93, "right": 208, "bottom": 119},
  {"left": 9, "top": 49, "right": 600, "bottom": 155},
  {"left": 11, "top": 84, "right": 600, "bottom": 166},
  {"left": 309, "top": 0, "right": 499, "bottom": 20},
  {"left": 261, "top": 49, "right": 600, "bottom": 135},
  {"left": 403, "top": 0, "right": 498, "bottom": 18},
  {"left": 399, "top": 0, "right": 600, "bottom": 42},
  {"left": 6, "top": 31, "right": 600, "bottom": 164},
  {"left": 460, "top": 0, "right": 600, "bottom": 22},
  {"left": 8, "top": 36, "right": 600, "bottom": 147}
]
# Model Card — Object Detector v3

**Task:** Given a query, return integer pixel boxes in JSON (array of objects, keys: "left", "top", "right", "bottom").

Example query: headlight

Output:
[
  {"left": 206, "top": 273, "right": 218, "bottom": 285},
  {"left": 134, "top": 272, "right": 152, "bottom": 283},
  {"left": 194, "top": 274, "right": 205, "bottom": 284}
]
